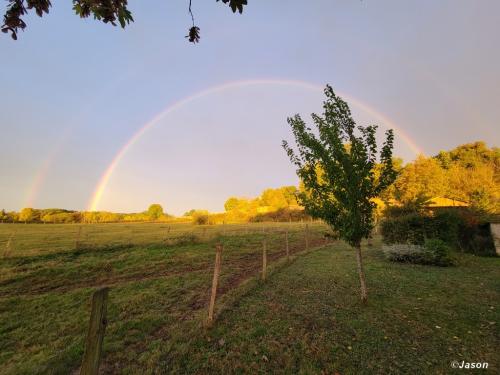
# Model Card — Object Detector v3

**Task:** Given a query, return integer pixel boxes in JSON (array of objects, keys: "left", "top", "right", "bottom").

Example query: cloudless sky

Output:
[{"left": 0, "top": 0, "right": 499, "bottom": 215}]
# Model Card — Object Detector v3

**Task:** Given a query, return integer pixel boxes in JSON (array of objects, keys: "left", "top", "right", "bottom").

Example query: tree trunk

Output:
[{"left": 355, "top": 243, "right": 368, "bottom": 304}]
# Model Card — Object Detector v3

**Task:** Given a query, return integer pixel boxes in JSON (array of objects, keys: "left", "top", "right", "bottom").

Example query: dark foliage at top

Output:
[{"left": 2, "top": 0, "right": 247, "bottom": 41}]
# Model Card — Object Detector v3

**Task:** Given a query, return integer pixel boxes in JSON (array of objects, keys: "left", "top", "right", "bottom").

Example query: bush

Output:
[
  {"left": 459, "top": 222, "right": 496, "bottom": 256},
  {"left": 192, "top": 213, "right": 209, "bottom": 225},
  {"left": 383, "top": 243, "right": 427, "bottom": 263},
  {"left": 423, "top": 239, "right": 454, "bottom": 266},
  {"left": 382, "top": 206, "right": 498, "bottom": 258},
  {"left": 380, "top": 213, "right": 427, "bottom": 245},
  {"left": 383, "top": 239, "right": 453, "bottom": 266},
  {"left": 249, "top": 208, "right": 310, "bottom": 223},
  {"left": 428, "top": 210, "right": 462, "bottom": 248},
  {"left": 380, "top": 209, "right": 496, "bottom": 256}
]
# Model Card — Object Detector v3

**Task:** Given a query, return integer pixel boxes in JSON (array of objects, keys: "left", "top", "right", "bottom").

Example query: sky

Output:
[{"left": 0, "top": 0, "right": 499, "bottom": 215}]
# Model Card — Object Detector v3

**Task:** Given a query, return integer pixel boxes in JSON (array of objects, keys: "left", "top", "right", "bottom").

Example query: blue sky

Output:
[{"left": 0, "top": 0, "right": 499, "bottom": 215}]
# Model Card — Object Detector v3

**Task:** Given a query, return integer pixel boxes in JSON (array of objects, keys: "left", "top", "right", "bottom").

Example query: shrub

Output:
[
  {"left": 423, "top": 239, "right": 454, "bottom": 266},
  {"left": 192, "top": 212, "right": 209, "bottom": 225},
  {"left": 380, "top": 213, "right": 427, "bottom": 245},
  {"left": 249, "top": 208, "right": 310, "bottom": 223},
  {"left": 459, "top": 222, "right": 496, "bottom": 256},
  {"left": 428, "top": 210, "right": 462, "bottom": 248},
  {"left": 383, "top": 239, "right": 453, "bottom": 266},
  {"left": 380, "top": 209, "right": 462, "bottom": 246},
  {"left": 383, "top": 243, "right": 427, "bottom": 263}
]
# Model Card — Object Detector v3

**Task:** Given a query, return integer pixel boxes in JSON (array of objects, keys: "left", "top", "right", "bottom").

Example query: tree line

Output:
[{"left": 1, "top": 141, "right": 497, "bottom": 225}]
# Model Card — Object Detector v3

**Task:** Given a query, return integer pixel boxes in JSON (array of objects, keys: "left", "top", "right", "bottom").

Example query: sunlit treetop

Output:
[{"left": 1, "top": 0, "right": 247, "bottom": 41}]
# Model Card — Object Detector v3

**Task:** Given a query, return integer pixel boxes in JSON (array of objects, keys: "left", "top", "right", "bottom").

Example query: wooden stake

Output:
[
  {"left": 80, "top": 288, "right": 109, "bottom": 375},
  {"left": 262, "top": 240, "right": 267, "bottom": 281},
  {"left": 285, "top": 230, "right": 290, "bottom": 262},
  {"left": 207, "top": 243, "right": 223, "bottom": 326}
]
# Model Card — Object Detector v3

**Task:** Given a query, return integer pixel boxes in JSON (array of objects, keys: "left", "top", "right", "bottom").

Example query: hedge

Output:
[{"left": 381, "top": 209, "right": 496, "bottom": 256}]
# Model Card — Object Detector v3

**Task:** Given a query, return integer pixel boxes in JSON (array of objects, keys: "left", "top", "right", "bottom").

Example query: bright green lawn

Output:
[{"left": 177, "top": 243, "right": 499, "bottom": 374}]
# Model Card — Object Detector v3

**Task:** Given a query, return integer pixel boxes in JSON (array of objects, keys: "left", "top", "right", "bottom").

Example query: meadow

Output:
[{"left": 0, "top": 222, "right": 499, "bottom": 374}]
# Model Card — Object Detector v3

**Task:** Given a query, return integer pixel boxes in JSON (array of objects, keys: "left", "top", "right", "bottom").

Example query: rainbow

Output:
[
  {"left": 87, "top": 79, "right": 423, "bottom": 211},
  {"left": 22, "top": 73, "right": 135, "bottom": 210},
  {"left": 23, "top": 130, "right": 72, "bottom": 209},
  {"left": 24, "top": 157, "right": 52, "bottom": 209}
]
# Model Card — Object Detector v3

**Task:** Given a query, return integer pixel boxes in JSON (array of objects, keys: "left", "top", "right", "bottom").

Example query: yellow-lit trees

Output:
[
  {"left": 147, "top": 204, "right": 164, "bottom": 221},
  {"left": 394, "top": 155, "right": 447, "bottom": 204},
  {"left": 19, "top": 207, "right": 35, "bottom": 223}
]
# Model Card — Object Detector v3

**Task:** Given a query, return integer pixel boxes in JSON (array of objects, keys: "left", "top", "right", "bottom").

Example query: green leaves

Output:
[
  {"left": 283, "top": 84, "right": 397, "bottom": 247},
  {"left": 2, "top": 0, "right": 51, "bottom": 40},
  {"left": 3, "top": 0, "right": 247, "bottom": 41},
  {"left": 118, "top": 7, "right": 133, "bottom": 28},
  {"left": 72, "top": 0, "right": 132, "bottom": 27},
  {"left": 217, "top": 0, "right": 248, "bottom": 14}
]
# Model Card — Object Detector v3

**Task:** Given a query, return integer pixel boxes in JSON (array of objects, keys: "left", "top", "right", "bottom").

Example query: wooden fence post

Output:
[
  {"left": 80, "top": 287, "right": 109, "bottom": 375},
  {"left": 305, "top": 224, "right": 309, "bottom": 251},
  {"left": 285, "top": 230, "right": 290, "bottom": 262},
  {"left": 207, "top": 243, "right": 223, "bottom": 326},
  {"left": 262, "top": 240, "right": 267, "bottom": 281}
]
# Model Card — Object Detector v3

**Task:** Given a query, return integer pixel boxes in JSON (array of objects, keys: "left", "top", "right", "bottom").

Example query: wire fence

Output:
[
  {"left": 77, "top": 223, "right": 333, "bottom": 374},
  {"left": 0, "top": 221, "right": 327, "bottom": 258},
  {"left": 0, "top": 221, "right": 334, "bottom": 374}
]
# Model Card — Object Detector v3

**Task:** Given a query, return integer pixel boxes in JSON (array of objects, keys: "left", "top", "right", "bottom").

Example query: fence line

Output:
[
  {"left": 0, "top": 222, "right": 329, "bottom": 258},
  {"left": 71, "top": 224, "right": 329, "bottom": 370}
]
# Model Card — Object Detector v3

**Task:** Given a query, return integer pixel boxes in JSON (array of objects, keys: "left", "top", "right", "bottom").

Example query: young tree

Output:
[{"left": 283, "top": 85, "right": 397, "bottom": 303}]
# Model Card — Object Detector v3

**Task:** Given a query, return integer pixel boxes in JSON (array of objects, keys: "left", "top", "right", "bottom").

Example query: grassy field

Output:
[
  {"left": 0, "top": 222, "right": 498, "bottom": 374},
  {"left": 0, "top": 221, "right": 295, "bottom": 257}
]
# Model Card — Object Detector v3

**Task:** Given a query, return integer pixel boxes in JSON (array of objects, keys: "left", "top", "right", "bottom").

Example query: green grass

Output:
[
  {"left": 0, "top": 222, "right": 498, "bottom": 374},
  {"left": 0, "top": 221, "right": 299, "bottom": 257}
]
